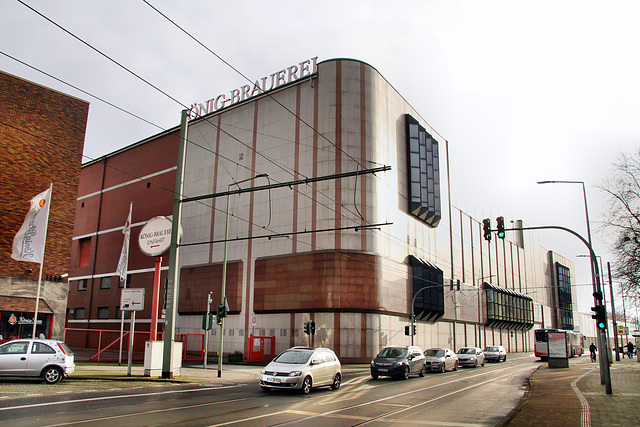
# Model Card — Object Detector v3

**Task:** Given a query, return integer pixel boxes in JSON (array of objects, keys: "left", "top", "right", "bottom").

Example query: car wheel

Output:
[
  {"left": 419, "top": 365, "right": 426, "bottom": 377},
  {"left": 481, "top": 359, "right": 485, "bottom": 367},
  {"left": 43, "top": 366, "right": 63, "bottom": 384},
  {"left": 440, "top": 363, "right": 446, "bottom": 373},
  {"left": 503, "top": 355, "right": 507, "bottom": 362},
  {"left": 371, "top": 373, "right": 379, "bottom": 379},
  {"left": 453, "top": 361, "right": 458, "bottom": 371},
  {"left": 331, "top": 373, "right": 341, "bottom": 390},
  {"left": 401, "top": 366, "right": 410, "bottom": 380},
  {"left": 261, "top": 386, "right": 271, "bottom": 392},
  {"left": 301, "top": 376, "right": 312, "bottom": 394}
]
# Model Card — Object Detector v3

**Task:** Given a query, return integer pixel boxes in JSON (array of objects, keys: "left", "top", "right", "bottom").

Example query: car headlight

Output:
[
  {"left": 261, "top": 369, "right": 266, "bottom": 374},
  {"left": 289, "top": 371, "right": 302, "bottom": 377},
  {"left": 470, "top": 357, "right": 476, "bottom": 361},
  {"left": 371, "top": 361, "right": 375, "bottom": 367}
]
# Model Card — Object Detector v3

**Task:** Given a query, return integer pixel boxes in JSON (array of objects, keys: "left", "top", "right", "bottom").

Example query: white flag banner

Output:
[
  {"left": 115, "top": 203, "right": 132, "bottom": 283},
  {"left": 12, "top": 186, "right": 52, "bottom": 263}
]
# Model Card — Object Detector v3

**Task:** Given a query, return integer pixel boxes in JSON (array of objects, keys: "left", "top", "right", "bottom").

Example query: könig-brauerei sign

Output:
[{"left": 189, "top": 56, "right": 318, "bottom": 118}]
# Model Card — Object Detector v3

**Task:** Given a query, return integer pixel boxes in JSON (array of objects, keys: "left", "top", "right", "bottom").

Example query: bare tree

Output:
[{"left": 599, "top": 146, "right": 640, "bottom": 299}]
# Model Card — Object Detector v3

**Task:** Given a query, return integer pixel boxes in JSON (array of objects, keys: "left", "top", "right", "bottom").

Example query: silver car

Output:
[
  {"left": 456, "top": 347, "right": 485, "bottom": 368},
  {"left": 259, "top": 347, "right": 341, "bottom": 394},
  {"left": 424, "top": 348, "right": 458, "bottom": 373},
  {"left": 0, "top": 339, "right": 75, "bottom": 384},
  {"left": 483, "top": 346, "right": 507, "bottom": 362}
]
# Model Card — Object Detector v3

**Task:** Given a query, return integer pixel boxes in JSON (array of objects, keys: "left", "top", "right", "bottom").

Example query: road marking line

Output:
[{"left": 0, "top": 384, "right": 242, "bottom": 412}]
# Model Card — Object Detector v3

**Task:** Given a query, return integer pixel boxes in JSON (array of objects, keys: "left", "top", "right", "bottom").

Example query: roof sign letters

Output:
[{"left": 189, "top": 57, "right": 318, "bottom": 118}]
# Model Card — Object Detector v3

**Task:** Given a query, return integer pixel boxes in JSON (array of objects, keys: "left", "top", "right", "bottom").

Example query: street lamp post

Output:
[
  {"left": 217, "top": 173, "right": 268, "bottom": 378},
  {"left": 538, "top": 180, "right": 612, "bottom": 393}
]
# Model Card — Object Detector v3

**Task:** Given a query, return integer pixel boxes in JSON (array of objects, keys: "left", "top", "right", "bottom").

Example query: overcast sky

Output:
[{"left": 3, "top": 0, "right": 639, "bottom": 314}]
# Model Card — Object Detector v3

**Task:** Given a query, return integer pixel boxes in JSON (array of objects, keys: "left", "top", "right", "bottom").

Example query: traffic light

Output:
[
  {"left": 496, "top": 216, "right": 505, "bottom": 239},
  {"left": 483, "top": 218, "right": 492, "bottom": 241},
  {"left": 404, "top": 325, "right": 417, "bottom": 336},
  {"left": 310, "top": 321, "right": 316, "bottom": 335},
  {"left": 202, "top": 313, "right": 214, "bottom": 330},
  {"left": 216, "top": 303, "right": 227, "bottom": 325},
  {"left": 304, "top": 321, "right": 310, "bottom": 335},
  {"left": 591, "top": 305, "right": 607, "bottom": 330}
]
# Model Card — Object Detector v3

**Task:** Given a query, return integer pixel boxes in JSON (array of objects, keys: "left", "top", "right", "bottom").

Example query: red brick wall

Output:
[
  {"left": 179, "top": 261, "right": 244, "bottom": 315},
  {"left": 253, "top": 251, "right": 388, "bottom": 314},
  {"left": 67, "top": 130, "right": 179, "bottom": 324},
  {"left": 0, "top": 71, "right": 88, "bottom": 280}
]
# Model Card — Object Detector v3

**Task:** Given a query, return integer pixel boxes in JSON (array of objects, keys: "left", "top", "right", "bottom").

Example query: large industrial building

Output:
[{"left": 66, "top": 58, "right": 590, "bottom": 362}]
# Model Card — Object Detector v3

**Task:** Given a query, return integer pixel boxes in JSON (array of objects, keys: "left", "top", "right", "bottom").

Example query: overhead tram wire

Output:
[
  {"left": 5, "top": 14, "right": 452, "bottom": 288},
  {"left": 141, "top": 0, "right": 366, "bottom": 172},
  {"left": 17, "top": 0, "right": 187, "bottom": 110},
  {"left": 15, "top": 2, "right": 435, "bottom": 274},
  {"left": 138, "top": 1, "right": 453, "bottom": 253},
  {"left": 2, "top": 46, "right": 387, "bottom": 251},
  {"left": 18, "top": 0, "right": 396, "bottom": 241},
  {"left": 0, "top": 51, "right": 164, "bottom": 132}
]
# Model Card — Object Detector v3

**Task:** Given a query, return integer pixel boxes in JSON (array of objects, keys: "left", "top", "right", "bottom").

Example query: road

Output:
[{"left": 0, "top": 355, "right": 540, "bottom": 426}]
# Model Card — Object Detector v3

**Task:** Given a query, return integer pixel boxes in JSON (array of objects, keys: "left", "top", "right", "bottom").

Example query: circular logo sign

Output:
[
  {"left": 138, "top": 216, "right": 173, "bottom": 257},
  {"left": 8, "top": 313, "right": 17, "bottom": 325}
]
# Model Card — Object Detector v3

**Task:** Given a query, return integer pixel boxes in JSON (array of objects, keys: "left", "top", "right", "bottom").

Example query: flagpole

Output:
[
  {"left": 32, "top": 183, "right": 53, "bottom": 338},
  {"left": 118, "top": 202, "right": 133, "bottom": 365}
]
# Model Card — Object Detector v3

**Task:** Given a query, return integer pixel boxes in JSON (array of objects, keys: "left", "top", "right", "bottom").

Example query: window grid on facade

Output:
[
  {"left": 100, "top": 277, "right": 111, "bottom": 289},
  {"left": 484, "top": 282, "right": 533, "bottom": 330},
  {"left": 409, "top": 256, "right": 444, "bottom": 322},
  {"left": 97, "top": 307, "right": 109, "bottom": 319},
  {"left": 556, "top": 263, "right": 574, "bottom": 330},
  {"left": 406, "top": 114, "right": 441, "bottom": 227}
]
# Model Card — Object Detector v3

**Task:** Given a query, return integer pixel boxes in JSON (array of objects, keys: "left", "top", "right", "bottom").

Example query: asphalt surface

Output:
[{"left": 1, "top": 352, "right": 638, "bottom": 426}]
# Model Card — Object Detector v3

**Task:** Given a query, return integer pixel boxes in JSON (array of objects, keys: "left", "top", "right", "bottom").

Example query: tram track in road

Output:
[
  {"left": 224, "top": 360, "right": 538, "bottom": 426},
  {"left": 1, "top": 357, "right": 539, "bottom": 426}
]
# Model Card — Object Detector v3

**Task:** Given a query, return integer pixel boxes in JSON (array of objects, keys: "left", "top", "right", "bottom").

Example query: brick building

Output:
[
  {"left": 65, "top": 130, "right": 179, "bottom": 350},
  {"left": 0, "top": 70, "right": 88, "bottom": 339}
]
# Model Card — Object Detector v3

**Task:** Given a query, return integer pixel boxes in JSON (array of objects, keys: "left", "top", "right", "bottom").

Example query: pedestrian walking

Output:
[
  {"left": 589, "top": 342, "right": 597, "bottom": 362},
  {"left": 627, "top": 342, "right": 635, "bottom": 359}
]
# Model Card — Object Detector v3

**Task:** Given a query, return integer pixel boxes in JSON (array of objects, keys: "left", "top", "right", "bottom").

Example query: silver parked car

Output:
[
  {"left": 259, "top": 347, "right": 341, "bottom": 394},
  {"left": 456, "top": 347, "right": 485, "bottom": 368},
  {"left": 424, "top": 347, "right": 458, "bottom": 373},
  {"left": 483, "top": 346, "right": 507, "bottom": 362},
  {"left": 0, "top": 339, "right": 75, "bottom": 384}
]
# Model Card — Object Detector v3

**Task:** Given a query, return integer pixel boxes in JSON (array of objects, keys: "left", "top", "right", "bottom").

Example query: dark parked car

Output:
[
  {"left": 483, "top": 346, "right": 507, "bottom": 362},
  {"left": 371, "top": 345, "right": 426, "bottom": 380},
  {"left": 456, "top": 347, "right": 485, "bottom": 368},
  {"left": 424, "top": 348, "right": 458, "bottom": 372}
]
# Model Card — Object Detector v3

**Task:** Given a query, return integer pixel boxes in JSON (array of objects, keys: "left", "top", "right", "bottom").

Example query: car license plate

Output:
[
  {"left": 378, "top": 368, "right": 388, "bottom": 372},
  {"left": 266, "top": 377, "right": 280, "bottom": 383}
]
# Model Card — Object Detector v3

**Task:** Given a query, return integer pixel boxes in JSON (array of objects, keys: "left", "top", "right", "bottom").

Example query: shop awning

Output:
[{"left": 0, "top": 296, "right": 53, "bottom": 314}]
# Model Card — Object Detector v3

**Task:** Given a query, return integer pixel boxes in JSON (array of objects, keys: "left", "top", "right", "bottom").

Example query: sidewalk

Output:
[
  {"left": 72, "top": 361, "right": 265, "bottom": 383},
  {"left": 505, "top": 355, "right": 640, "bottom": 426}
]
